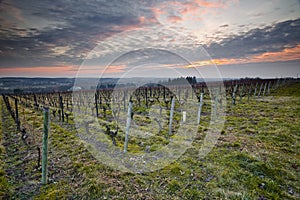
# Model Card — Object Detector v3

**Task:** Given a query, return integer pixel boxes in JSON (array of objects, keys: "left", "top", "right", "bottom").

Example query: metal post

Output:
[
  {"left": 124, "top": 101, "right": 132, "bottom": 153},
  {"left": 197, "top": 93, "right": 204, "bottom": 124},
  {"left": 253, "top": 83, "right": 258, "bottom": 97},
  {"left": 247, "top": 84, "right": 251, "bottom": 102},
  {"left": 262, "top": 82, "right": 267, "bottom": 96},
  {"left": 267, "top": 81, "right": 271, "bottom": 95},
  {"left": 257, "top": 83, "right": 263, "bottom": 97},
  {"left": 168, "top": 96, "right": 175, "bottom": 135},
  {"left": 42, "top": 106, "right": 49, "bottom": 184},
  {"left": 232, "top": 84, "right": 238, "bottom": 105}
]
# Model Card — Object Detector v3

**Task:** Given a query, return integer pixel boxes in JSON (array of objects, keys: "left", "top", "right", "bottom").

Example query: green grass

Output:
[
  {"left": 0, "top": 82, "right": 299, "bottom": 199},
  {"left": 0, "top": 100, "right": 12, "bottom": 199}
]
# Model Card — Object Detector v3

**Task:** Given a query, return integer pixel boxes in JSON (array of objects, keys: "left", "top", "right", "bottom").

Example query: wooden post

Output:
[
  {"left": 103, "top": 106, "right": 106, "bottom": 118},
  {"left": 34, "top": 94, "right": 38, "bottom": 110},
  {"left": 59, "top": 95, "right": 64, "bottom": 122},
  {"left": 99, "top": 94, "right": 102, "bottom": 109},
  {"left": 15, "top": 98, "right": 20, "bottom": 131},
  {"left": 95, "top": 93, "right": 99, "bottom": 117},
  {"left": 23, "top": 108, "right": 25, "bottom": 121},
  {"left": 124, "top": 101, "right": 132, "bottom": 153},
  {"left": 168, "top": 96, "right": 175, "bottom": 135},
  {"left": 42, "top": 106, "right": 49, "bottom": 184},
  {"left": 145, "top": 88, "right": 148, "bottom": 108}
]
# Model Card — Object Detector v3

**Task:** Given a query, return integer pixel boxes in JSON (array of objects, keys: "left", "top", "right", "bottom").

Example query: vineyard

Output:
[{"left": 0, "top": 78, "right": 299, "bottom": 199}]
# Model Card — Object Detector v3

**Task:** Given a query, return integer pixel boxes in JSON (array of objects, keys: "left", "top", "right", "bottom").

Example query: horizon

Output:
[
  {"left": 0, "top": 76, "right": 297, "bottom": 80},
  {"left": 0, "top": 75, "right": 297, "bottom": 79}
]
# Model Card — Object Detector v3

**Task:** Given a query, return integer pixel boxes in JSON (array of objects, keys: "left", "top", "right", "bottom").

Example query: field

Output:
[{"left": 0, "top": 80, "right": 299, "bottom": 199}]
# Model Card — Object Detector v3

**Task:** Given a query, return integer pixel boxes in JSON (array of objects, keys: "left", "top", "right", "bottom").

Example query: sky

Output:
[{"left": 0, "top": 0, "right": 300, "bottom": 78}]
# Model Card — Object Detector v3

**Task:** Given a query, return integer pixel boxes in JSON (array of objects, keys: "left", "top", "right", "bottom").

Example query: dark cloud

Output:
[
  {"left": 219, "top": 24, "right": 229, "bottom": 28},
  {"left": 0, "top": 0, "right": 158, "bottom": 67},
  {"left": 206, "top": 18, "right": 300, "bottom": 59}
]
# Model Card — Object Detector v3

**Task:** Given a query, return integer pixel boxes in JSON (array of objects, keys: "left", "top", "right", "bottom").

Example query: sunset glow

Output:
[{"left": 185, "top": 45, "right": 300, "bottom": 68}]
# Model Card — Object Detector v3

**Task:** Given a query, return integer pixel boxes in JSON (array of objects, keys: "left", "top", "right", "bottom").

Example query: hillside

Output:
[{"left": 0, "top": 82, "right": 299, "bottom": 199}]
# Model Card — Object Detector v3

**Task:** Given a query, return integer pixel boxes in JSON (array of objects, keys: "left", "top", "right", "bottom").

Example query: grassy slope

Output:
[
  {"left": 0, "top": 99, "right": 12, "bottom": 198},
  {"left": 0, "top": 82, "right": 299, "bottom": 199}
]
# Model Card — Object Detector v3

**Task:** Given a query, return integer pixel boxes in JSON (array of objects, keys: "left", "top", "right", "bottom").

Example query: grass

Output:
[
  {"left": 0, "top": 81, "right": 299, "bottom": 199},
  {"left": 0, "top": 100, "right": 12, "bottom": 199}
]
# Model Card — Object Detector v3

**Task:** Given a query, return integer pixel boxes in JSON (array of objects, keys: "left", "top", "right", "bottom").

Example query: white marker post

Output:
[
  {"left": 124, "top": 101, "right": 132, "bottom": 153},
  {"left": 182, "top": 111, "right": 186, "bottom": 123}
]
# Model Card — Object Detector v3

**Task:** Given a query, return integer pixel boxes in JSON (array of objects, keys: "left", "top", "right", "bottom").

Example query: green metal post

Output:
[{"left": 42, "top": 106, "right": 49, "bottom": 184}]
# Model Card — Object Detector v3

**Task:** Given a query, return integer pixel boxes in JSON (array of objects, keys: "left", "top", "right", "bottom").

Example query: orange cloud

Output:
[
  {"left": 167, "top": 15, "right": 182, "bottom": 23},
  {"left": 79, "top": 65, "right": 126, "bottom": 74},
  {"left": 152, "top": 0, "right": 238, "bottom": 23},
  {"left": 195, "top": 0, "right": 226, "bottom": 8},
  {"left": 0, "top": 66, "right": 76, "bottom": 77},
  {"left": 184, "top": 44, "right": 300, "bottom": 68},
  {"left": 251, "top": 45, "right": 300, "bottom": 63},
  {"left": 0, "top": 65, "right": 126, "bottom": 77},
  {"left": 138, "top": 16, "right": 158, "bottom": 25}
]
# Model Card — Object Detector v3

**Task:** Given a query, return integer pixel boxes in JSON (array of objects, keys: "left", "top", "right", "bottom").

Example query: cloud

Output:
[
  {"left": 167, "top": 15, "right": 182, "bottom": 23},
  {"left": 184, "top": 44, "right": 300, "bottom": 67},
  {"left": 152, "top": 0, "right": 238, "bottom": 26},
  {"left": 219, "top": 24, "right": 229, "bottom": 28},
  {"left": 0, "top": 0, "right": 157, "bottom": 68},
  {"left": 0, "top": 65, "right": 76, "bottom": 77},
  {"left": 0, "top": 0, "right": 25, "bottom": 24},
  {"left": 206, "top": 18, "right": 300, "bottom": 59}
]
